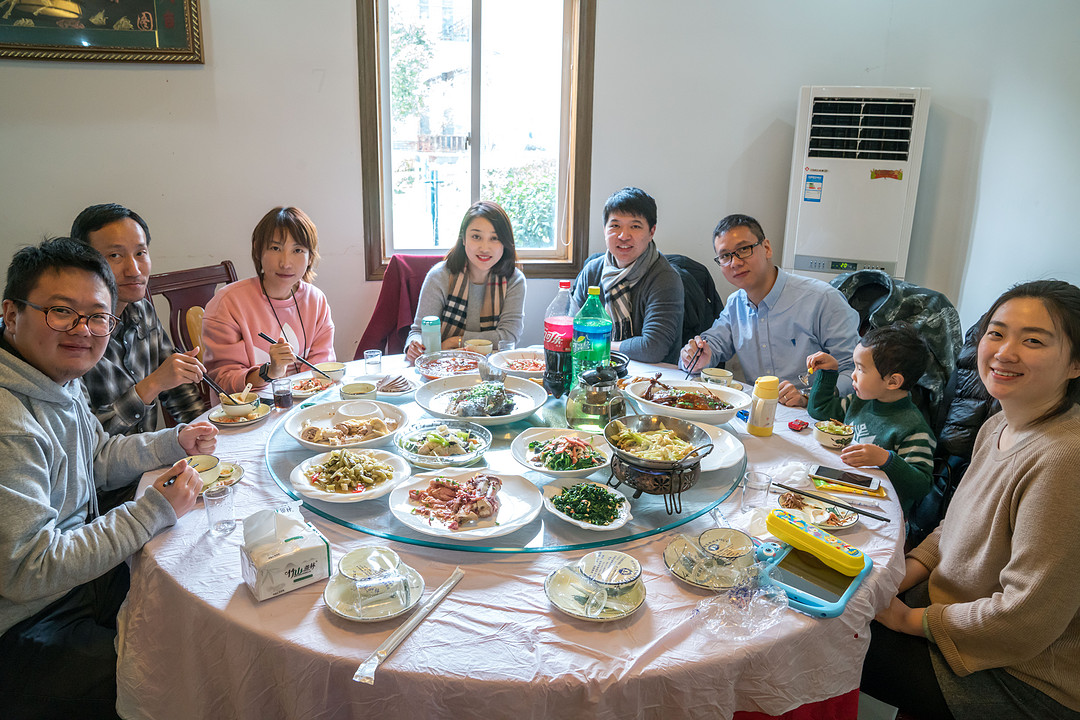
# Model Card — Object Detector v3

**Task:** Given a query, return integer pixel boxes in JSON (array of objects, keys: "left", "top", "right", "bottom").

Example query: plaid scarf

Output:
[
  {"left": 600, "top": 241, "right": 658, "bottom": 342},
  {"left": 441, "top": 272, "right": 507, "bottom": 339}
]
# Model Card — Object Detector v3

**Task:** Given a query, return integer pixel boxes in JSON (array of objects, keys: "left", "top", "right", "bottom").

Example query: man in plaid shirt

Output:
[{"left": 72, "top": 204, "right": 207, "bottom": 436}]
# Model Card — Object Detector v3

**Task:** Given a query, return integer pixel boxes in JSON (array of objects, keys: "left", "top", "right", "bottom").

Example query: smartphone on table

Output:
[{"left": 809, "top": 465, "right": 881, "bottom": 493}]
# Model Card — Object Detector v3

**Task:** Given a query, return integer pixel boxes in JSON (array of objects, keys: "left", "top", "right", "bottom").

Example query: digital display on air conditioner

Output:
[{"left": 831, "top": 261, "right": 858, "bottom": 271}]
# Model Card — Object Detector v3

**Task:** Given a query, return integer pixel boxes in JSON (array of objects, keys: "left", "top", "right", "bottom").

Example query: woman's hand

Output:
[
  {"left": 405, "top": 340, "right": 425, "bottom": 364},
  {"left": 268, "top": 335, "right": 296, "bottom": 377},
  {"left": 179, "top": 421, "right": 218, "bottom": 456},
  {"left": 875, "top": 596, "right": 926, "bottom": 636},
  {"left": 442, "top": 336, "right": 463, "bottom": 350},
  {"left": 153, "top": 459, "right": 201, "bottom": 517}
]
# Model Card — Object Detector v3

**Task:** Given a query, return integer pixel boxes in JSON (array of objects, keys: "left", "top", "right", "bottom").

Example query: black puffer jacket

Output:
[{"left": 937, "top": 318, "right": 1000, "bottom": 460}]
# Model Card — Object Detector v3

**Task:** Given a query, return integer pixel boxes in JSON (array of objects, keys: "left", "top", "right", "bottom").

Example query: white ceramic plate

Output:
[
  {"left": 544, "top": 564, "right": 646, "bottom": 622},
  {"left": 626, "top": 380, "right": 752, "bottom": 425},
  {"left": 687, "top": 422, "right": 746, "bottom": 472},
  {"left": 290, "top": 374, "right": 336, "bottom": 399},
  {"left": 542, "top": 480, "right": 632, "bottom": 531},
  {"left": 289, "top": 449, "right": 411, "bottom": 503},
  {"left": 323, "top": 567, "right": 425, "bottom": 622},
  {"left": 200, "top": 461, "right": 245, "bottom": 494},
  {"left": 283, "top": 400, "right": 408, "bottom": 452},
  {"left": 341, "top": 373, "right": 419, "bottom": 400},
  {"left": 488, "top": 348, "right": 546, "bottom": 379},
  {"left": 208, "top": 402, "right": 272, "bottom": 427},
  {"left": 775, "top": 490, "right": 859, "bottom": 530},
  {"left": 388, "top": 469, "right": 542, "bottom": 540},
  {"left": 414, "top": 375, "right": 547, "bottom": 427},
  {"left": 510, "top": 427, "right": 612, "bottom": 479}
]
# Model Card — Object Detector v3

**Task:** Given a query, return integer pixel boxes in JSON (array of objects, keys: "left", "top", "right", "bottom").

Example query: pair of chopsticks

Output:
[
  {"left": 169, "top": 344, "right": 240, "bottom": 405},
  {"left": 684, "top": 345, "right": 703, "bottom": 380},
  {"left": 257, "top": 332, "right": 333, "bottom": 380},
  {"left": 773, "top": 481, "right": 890, "bottom": 523}
]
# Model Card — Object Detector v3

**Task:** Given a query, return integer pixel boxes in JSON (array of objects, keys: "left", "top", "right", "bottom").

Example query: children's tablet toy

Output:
[{"left": 755, "top": 509, "right": 873, "bottom": 618}]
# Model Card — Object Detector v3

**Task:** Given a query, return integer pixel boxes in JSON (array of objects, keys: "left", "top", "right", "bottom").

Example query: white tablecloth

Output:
[{"left": 115, "top": 360, "right": 906, "bottom": 719}]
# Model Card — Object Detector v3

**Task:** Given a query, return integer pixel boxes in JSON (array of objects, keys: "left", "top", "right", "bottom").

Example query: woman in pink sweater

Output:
[
  {"left": 861, "top": 280, "right": 1080, "bottom": 719},
  {"left": 202, "top": 207, "right": 336, "bottom": 393}
]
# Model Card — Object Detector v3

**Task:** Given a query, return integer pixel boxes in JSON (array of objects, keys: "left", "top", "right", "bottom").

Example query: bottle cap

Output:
[
  {"left": 753, "top": 375, "right": 780, "bottom": 399},
  {"left": 588, "top": 286, "right": 601, "bottom": 295},
  {"left": 559, "top": 280, "right": 571, "bottom": 289},
  {"left": 421, "top": 316, "right": 440, "bottom": 326}
]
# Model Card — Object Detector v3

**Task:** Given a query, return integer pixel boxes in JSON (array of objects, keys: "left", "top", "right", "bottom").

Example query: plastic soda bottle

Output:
[
  {"left": 543, "top": 280, "right": 574, "bottom": 398},
  {"left": 570, "top": 286, "right": 612, "bottom": 385},
  {"left": 747, "top": 375, "right": 779, "bottom": 437},
  {"left": 420, "top": 316, "right": 441, "bottom": 355}
]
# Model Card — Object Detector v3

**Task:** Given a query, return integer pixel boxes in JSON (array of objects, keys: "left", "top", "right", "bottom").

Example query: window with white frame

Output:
[{"left": 357, "top": 0, "right": 595, "bottom": 278}]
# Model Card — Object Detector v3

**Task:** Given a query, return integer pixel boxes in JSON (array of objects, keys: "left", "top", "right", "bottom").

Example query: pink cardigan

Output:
[{"left": 202, "top": 277, "right": 336, "bottom": 393}]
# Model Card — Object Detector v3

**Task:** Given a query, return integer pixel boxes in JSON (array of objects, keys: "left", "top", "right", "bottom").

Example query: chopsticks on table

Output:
[
  {"left": 684, "top": 345, "right": 703, "bottom": 380},
  {"left": 773, "top": 481, "right": 891, "bottom": 523},
  {"left": 257, "top": 332, "right": 333, "bottom": 380}
]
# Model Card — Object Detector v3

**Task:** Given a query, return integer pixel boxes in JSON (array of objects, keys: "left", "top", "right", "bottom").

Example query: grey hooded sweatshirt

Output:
[{"left": 0, "top": 340, "right": 184, "bottom": 635}]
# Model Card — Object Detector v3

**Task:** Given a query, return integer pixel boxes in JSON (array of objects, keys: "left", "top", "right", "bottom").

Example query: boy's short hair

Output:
[
  {"left": 4, "top": 237, "right": 117, "bottom": 310},
  {"left": 859, "top": 322, "right": 929, "bottom": 391},
  {"left": 603, "top": 187, "right": 657, "bottom": 229}
]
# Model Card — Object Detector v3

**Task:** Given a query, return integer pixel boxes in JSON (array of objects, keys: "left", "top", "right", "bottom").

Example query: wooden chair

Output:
[{"left": 147, "top": 260, "right": 239, "bottom": 411}]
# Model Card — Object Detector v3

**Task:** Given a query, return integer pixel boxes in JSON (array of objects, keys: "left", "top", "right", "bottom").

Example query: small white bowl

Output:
[
  {"left": 315, "top": 362, "right": 347, "bottom": 383},
  {"left": 464, "top": 339, "right": 493, "bottom": 356},
  {"left": 221, "top": 393, "right": 258, "bottom": 417},
  {"left": 813, "top": 421, "right": 855, "bottom": 449},
  {"left": 185, "top": 454, "right": 220, "bottom": 485},
  {"left": 338, "top": 400, "right": 382, "bottom": 421},
  {"left": 340, "top": 381, "right": 377, "bottom": 400}
]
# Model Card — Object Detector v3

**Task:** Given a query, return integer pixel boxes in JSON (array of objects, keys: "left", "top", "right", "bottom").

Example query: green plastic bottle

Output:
[{"left": 570, "top": 286, "right": 613, "bottom": 385}]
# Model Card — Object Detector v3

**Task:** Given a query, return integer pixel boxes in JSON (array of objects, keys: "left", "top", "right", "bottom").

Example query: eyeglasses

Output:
[
  {"left": 18, "top": 300, "right": 119, "bottom": 337},
  {"left": 713, "top": 239, "right": 764, "bottom": 267}
]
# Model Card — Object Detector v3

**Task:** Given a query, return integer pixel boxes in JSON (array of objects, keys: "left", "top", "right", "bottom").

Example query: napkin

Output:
[{"left": 240, "top": 502, "right": 331, "bottom": 601}]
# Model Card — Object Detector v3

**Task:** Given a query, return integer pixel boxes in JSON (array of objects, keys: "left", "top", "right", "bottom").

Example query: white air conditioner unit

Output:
[{"left": 781, "top": 85, "right": 930, "bottom": 281}]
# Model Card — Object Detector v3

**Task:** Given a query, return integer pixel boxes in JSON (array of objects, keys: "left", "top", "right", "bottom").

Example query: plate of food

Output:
[
  {"left": 208, "top": 402, "right": 272, "bottom": 427},
  {"left": 289, "top": 448, "right": 410, "bottom": 503},
  {"left": 396, "top": 420, "right": 492, "bottom": 469},
  {"left": 290, "top": 374, "right": 335, "bottom": 399},
  {"left": 284, "top": 400, "right": 407, "bottom": 451},
  {"left": 625, "top": 375, "right": 751, "bottom": 425},
  {"left": 542, "top": 480, "right": 632, "bottom": 531},
  {"left": 510, "top": 427, "right": 611, "bottom": 478},
  {"left": 488, "top": 348, "right": 546, "bottom": 379},
  {"left": 414, "top": 350, "right": 486, "bottom": 381},
  {"left": 388, "top": 469, "right": 542, "bottom": 540},
  {"left": 776, "top": 490, "right": 858, "bottom": 530},
  {"left": 414, "top": 375, "right": 547, "bottom": 426}
]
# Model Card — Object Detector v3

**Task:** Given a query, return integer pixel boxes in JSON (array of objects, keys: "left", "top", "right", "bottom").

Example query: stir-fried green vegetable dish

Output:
[{"left": 550, "top": 482, "right": 624, "bottom": 525}]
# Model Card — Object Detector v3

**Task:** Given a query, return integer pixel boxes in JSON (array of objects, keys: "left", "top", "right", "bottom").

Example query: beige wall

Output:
[{"left": 2, "top": 0, "right": 1078, "bottom": 357}]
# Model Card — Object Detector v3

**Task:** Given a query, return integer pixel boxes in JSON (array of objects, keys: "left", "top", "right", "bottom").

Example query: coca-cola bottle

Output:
[{"left": 543, "top": 280, "right": 574, "bottom": 397}]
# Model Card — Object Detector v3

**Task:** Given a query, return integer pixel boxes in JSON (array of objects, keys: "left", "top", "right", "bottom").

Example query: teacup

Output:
[
  {"left": 464, "top": 338, "right": 493, "bottom": 356},
  {"left": 701, "top": 367, "right": 733, "bottom": 386},
  {"left": 185, "top": 454, "right": 221, "bottom": 486},
  {"left": 340, "top": 382, "right": 377, "bottom": 400},
  {"left": 315, "top": 362, "right": 347, "bottom": 383},
  {"left": 338, "top": 546, "right": 410, "bottom": 610}
]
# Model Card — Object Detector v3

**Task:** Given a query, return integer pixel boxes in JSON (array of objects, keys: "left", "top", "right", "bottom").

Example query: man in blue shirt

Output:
[{"left": 680, "top": 214, "right": 860, "bottom": 407}]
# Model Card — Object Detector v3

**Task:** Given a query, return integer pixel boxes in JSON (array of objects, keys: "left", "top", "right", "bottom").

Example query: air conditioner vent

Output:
[{"left": 808, "top": 97, "right": 915, "bottom": 161}]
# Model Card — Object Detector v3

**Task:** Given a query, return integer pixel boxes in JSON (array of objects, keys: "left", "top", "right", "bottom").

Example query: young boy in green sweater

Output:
[{"left": 806, "top": 323, "right": 935, "bottom": 517}]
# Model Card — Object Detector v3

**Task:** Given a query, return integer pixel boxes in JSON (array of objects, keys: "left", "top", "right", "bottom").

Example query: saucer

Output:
[
  {"left": 323, "top": 564, "right": 425, "bottom": 622},
  {"left": 200, "top": 461, "right": 245, "bottom": 494},
  {"left": 664, "top": 534, "right": 743, "bottom": 590},
  {"left": 544, "top": 563, "right": 646, "bottom": 622},
  {"left": 208, "top": 402, "right": 271, "bottom": 427}
]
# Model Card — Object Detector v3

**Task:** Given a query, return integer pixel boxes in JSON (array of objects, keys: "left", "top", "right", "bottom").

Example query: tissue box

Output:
[{"left": 240, "top": 502, "right": 331, "bottom": 601}]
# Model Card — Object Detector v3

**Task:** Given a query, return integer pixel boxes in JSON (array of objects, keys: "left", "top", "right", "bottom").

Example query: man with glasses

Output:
[
  {"left": 72, "top": 203, "right": 207, "bottom": 437},
  {"left": 680, "top": 214, "right": 860, "bottom": 406},
  {"left": 0, "top": 237, "right": 217, "bottom": 718}
]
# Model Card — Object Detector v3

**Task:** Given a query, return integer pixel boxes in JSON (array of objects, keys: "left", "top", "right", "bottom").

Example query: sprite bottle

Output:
[{"left": 570, "top": 286, "right": 612, "bottom": 385}]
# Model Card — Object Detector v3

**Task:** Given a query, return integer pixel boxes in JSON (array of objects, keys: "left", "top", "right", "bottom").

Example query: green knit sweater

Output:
[{"left": 807, "top": 369, "right": 935, "bottom": 515}]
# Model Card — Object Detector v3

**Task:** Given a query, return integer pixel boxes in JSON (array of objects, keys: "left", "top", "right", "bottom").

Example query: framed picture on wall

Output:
[{"left": 0, "top": 0, "right": 202, "bottom": 63}]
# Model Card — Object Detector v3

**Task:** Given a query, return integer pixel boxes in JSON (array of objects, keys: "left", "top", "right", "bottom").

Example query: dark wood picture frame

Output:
[{"left": 0, "top": 0, "right": 202, "bottom": 63}]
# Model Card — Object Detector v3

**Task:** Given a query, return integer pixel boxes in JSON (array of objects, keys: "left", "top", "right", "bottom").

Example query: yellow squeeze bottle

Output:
[
  {"left": 747, "top": 376, "right": 779, "bottom": 437},
  {"left": 766, "top": 509, "right": 865, "bottom": 576}
]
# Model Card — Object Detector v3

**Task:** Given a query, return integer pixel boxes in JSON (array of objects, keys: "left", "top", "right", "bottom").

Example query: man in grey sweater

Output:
[{"left": 0, "top": 238, "right": 217, "bottom": 719}]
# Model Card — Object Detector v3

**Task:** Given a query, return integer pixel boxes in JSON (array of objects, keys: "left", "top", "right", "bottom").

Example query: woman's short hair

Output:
[
  {"left": 250, "top": 207, "right": 320, "bottom": 283},
  {"left": 444, "top": 201, "right": 518, "bottom": 279},
  {"left": 979, "top": 279, "right": 1080, "bottom": 423}
]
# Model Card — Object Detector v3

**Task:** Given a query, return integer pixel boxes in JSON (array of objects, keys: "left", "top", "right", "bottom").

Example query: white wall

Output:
[{"left": 2, "top": 0, "right": 1078, "bottom": 357}]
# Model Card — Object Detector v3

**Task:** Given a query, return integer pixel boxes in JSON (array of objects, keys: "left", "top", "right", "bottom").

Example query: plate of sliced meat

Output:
[{"left": 388, "top": 469, "right": 543, "bottom": 540}]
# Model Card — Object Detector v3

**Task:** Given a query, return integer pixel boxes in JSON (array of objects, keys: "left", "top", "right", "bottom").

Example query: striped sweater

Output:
[{"left": 808, "top": 369, "right": 935, "bottom": 516}]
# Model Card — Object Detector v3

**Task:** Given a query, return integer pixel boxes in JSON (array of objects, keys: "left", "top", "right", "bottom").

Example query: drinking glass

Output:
[
  {"left": 497, "top": 340, "right": 516, "bottom": 353},
  {"left": 741, "top": 471, "right": 773, "bottom": 511},
  {"left": 364, "top": 349, "right": 383, "bottom": 373},
  {"left": 204, "top": 484, "right": 236, "bottom": 536},
  {"left": 271, "top": 378, "right": 293, "bottom": 409}
]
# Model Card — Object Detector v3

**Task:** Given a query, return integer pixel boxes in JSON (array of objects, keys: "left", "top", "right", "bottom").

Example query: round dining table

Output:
[{"left": 115, "top": 356, "right": 906, "bottom": 720}]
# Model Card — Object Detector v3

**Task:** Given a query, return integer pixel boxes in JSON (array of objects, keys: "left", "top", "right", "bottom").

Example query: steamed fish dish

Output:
[
  {"left": 446, "top": 381, "right": 516, "bottom": 417},
  {"left": 608, "top": 420, "right": 694, "bottom": 462}
]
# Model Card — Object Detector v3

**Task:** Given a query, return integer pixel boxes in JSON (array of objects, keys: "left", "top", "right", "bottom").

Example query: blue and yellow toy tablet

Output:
[{"left": 755, "top": 510, "right": 873, "bottom": 618}]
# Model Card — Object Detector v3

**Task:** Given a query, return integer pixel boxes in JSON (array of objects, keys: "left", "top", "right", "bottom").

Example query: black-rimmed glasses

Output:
[
  {"left": 713, "top": 239, "right": 764, "bottom": 267},
  {"left": 18, "top": 300, "right": 119, "bottom": 337}
]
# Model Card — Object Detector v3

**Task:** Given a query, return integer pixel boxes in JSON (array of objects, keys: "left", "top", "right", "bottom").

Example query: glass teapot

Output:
[{"left": 565, "top": 365, "right": 627, "bottom": 432}]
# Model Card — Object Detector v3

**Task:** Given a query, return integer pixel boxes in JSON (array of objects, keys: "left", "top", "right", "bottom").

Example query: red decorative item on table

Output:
[{"left": 788, "top": 419, "right": 809, "bottom": 432}]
